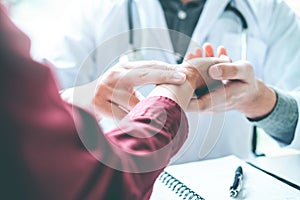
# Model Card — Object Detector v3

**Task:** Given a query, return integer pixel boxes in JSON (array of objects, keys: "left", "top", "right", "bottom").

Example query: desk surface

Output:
[
  {"left": 151, "top": 155, "right": 300, "bottom": 199},
  {"left": 250, "top": 153, "right": 300, "bottom": 189}
]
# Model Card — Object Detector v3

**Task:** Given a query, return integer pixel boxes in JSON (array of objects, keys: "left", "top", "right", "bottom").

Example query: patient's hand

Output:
[
  {"left": 186, "top": 44, "right": 276, "bottom": 119},
  {"left": 149, "top": 56, "right": 230, "bottom": 110},
  {"left": 184, "top": 43, "right": 229, "bottom": 97}
]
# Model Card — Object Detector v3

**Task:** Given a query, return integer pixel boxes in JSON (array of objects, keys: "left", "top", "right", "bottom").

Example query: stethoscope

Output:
[{"left": 126, "top": 0, "right": 248, "bottom": 61}]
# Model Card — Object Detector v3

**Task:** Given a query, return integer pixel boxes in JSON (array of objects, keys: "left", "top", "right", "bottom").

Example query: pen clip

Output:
[
  {"left": 229, "top": 166, "right": 243, "bottom": 198},
  {"left": 231, "top": 175, "right": 243, "bottom": 190}
]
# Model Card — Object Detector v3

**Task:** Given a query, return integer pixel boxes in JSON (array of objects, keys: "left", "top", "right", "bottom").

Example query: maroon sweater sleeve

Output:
[{"left": 0, "top": 5, "right": 188, "bottom": 200}]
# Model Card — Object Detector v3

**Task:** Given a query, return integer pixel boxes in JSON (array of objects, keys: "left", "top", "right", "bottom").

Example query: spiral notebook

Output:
[{"left": 150, "top": 155, "right": 300, "bottom": 200}]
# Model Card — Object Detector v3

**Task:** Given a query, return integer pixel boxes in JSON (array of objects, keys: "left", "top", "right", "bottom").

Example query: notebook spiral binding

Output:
[{"left": 158, "top": 171, "right": 205, "bottom": 200}]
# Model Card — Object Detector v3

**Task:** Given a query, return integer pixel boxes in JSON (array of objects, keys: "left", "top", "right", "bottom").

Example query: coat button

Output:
[{"left": 177, "top": 10, "right": 187, "bottom": 20}]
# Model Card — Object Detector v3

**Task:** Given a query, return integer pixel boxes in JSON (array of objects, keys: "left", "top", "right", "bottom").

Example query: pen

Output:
[{"left": 229, "top": 166, "right": 243, "bottom": 198}]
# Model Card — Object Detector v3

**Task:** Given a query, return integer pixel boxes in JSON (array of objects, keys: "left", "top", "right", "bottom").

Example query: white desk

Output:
[
  {"left": 150, "top": 155, "right": 300, "bottom": 200},
  {"left": 249, "top": 153, "right": 300, "bottom": 190}
]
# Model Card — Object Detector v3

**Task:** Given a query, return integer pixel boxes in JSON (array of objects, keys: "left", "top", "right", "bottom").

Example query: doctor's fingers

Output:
[
  {"left": 120, "top": 60, "right": 175, "bottom": 70},
  {"left": 188, "top": 80, "right": 252, "bottom": 112},
  {"left": 208, "top": 61, "right": 254, "bottom": 81},
  {"left": 184, "top": 57, "right": 231, "bottom": 74},
  {"left": 120, "top": 68, "right": 187, "bottom": 87},
  {"left": 97, "top": 86, "right": 140, "bottom": 110},
  {"left": 97, "top": 100, "right": 129, "bottom": 120},
  {"left": 187, "top": 86, "right": 229, "bottom": 112},
  {"left": 110, "top": 89, "right": 141, "bottom": 111},
  {"left": 107, "top": 91, "right": 144, "bottom": 119},
  {"left": 92, "top": 88, "right": 124, "bottom": 119}
]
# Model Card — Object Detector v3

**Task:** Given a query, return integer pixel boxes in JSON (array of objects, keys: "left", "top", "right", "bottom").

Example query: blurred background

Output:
[
  {"left": 4, "top": 0, "right": 299, "bottom": 59},
  {"left": 2, "top": 0, "right": 81, "bottom": 58},
  {"left": 2, "top": 0, "right": 300, "bottom": 157}
]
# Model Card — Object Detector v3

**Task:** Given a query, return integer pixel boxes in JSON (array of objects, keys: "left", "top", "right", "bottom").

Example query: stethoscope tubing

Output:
[{"left": 127, "top": 0, "right": 248, "bottom": 60}]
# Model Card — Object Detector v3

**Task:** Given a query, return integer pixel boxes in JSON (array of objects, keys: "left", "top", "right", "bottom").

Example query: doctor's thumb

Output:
[{"left": 208, "top": 65, "right": 223, "bottom": 79}]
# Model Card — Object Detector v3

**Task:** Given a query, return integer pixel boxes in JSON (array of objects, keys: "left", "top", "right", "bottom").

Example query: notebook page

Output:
[
  {"left": 150, "top": 155, "right": 300, "bottom": 200},
  {"left": 250, "top": 154, "right": 300, "bottom": 188},
  {"left": 150, "top": 180, "right": 181, "bottom": 200}
]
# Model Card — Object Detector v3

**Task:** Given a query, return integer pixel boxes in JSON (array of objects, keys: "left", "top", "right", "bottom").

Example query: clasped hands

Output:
[
  {"left": 186, "top": 44, "right": 276, "bottom": 120},
  {"left": 63, "top": 44, "right": 276, "bottom": 121}
]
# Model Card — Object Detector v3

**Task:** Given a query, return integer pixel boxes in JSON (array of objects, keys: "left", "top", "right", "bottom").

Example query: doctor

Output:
[{"left": 42, "top": 0, "right": 300, "bottom": 163}]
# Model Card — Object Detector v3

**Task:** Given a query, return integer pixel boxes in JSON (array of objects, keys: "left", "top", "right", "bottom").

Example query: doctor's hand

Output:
[
  {"left": 187, "top": 45, "right": 277, "bottom": 119},
  {"left": 62, "top": 61, "right": 187, "bottom": 120},
  {"left": 93, "top": 61, "right": 187, "bottom": 120},
  {"left": 149, "top": 57, "right": 231, "bottom": 110}
]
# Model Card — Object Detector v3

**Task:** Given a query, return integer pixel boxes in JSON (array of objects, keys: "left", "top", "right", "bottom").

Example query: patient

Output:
[{"left": 0, "top": 4, "right": 228, "bottom": 200}]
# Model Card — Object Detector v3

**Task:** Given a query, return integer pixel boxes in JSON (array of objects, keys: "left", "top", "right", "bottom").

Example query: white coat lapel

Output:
[
  {"left": 134, "top": 0, "right": 177, "bottom": 63},
  {"left": 189, "top": 0, "right": 231, "bottom": 49},
  {"left": 134, "top": 0, "right": 167, "bottom": 28}
]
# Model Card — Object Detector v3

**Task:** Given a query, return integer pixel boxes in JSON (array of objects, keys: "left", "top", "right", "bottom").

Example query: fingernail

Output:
[
  {"left": 220, "top": 55, "right": 230, "bottom": 61},
  {"left": 209, "top": 66, "right": 222, "bottom": 78},
  {"left": 173, "top": 72, "right": 186, "bottom": 80}
]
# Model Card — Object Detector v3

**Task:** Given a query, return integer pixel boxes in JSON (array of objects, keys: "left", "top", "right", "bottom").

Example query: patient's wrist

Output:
[{"left": 149, "top": 81, "right": 194, "bottom": 110}]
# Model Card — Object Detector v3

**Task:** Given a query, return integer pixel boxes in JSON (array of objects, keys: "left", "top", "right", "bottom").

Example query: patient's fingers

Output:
[
  {"left": 186, "top": 48, "right": 203, "bottom": 60},
  {"left": 203, "top": 43, "right": 214, "bottom": 57},
  {"left": 217, "top": 46, "right": 227, "bottom": 57}
]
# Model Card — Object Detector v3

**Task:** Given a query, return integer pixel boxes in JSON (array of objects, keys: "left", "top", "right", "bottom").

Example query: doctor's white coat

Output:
[{"left": 42, "top": 0, "right": 300, "bottom": 163}]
